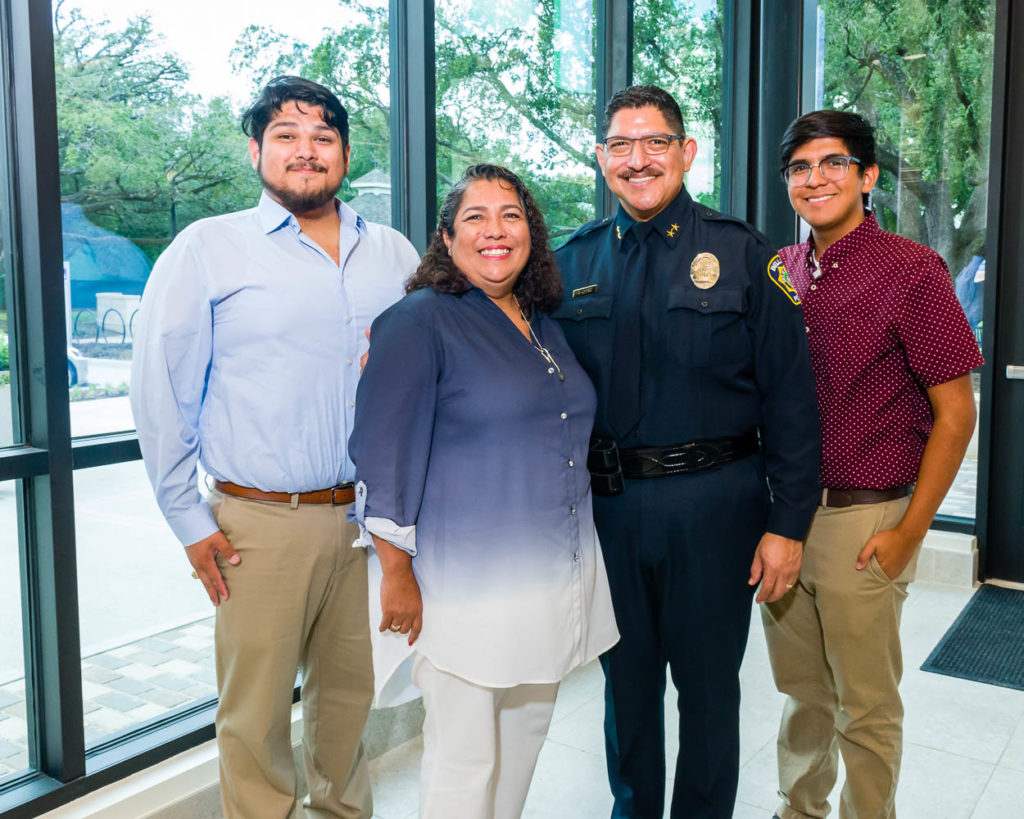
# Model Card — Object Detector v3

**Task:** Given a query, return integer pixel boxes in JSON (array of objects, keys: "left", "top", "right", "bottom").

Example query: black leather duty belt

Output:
[{"left": 587, "top": 430, "right": 760, "bottom": 497}]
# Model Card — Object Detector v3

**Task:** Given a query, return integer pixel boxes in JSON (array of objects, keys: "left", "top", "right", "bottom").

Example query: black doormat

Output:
[{"left": 921, "top": 584, "right": 1024, "bottom": 691}]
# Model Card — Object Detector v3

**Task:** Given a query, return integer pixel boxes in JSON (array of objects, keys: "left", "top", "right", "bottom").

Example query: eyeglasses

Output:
[
  {"left": 781, "top": 155, "right": 862, "bottom": 187},
  {"left": 602, "top": 133, "right": 685, "bottom": 156}
]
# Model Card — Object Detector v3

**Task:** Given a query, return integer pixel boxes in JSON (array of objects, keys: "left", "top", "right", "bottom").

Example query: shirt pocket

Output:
[
  {"left": 552, "top": 294, "right": 615, "bottom": 372},
  {"left": 666, "top": 284, "right": 748, "bottom": 367}
]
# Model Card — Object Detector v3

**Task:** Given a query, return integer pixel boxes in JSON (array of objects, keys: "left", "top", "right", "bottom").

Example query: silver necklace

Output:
[{"left": 514, "top": 295, "right": 565, "bottom": 381}]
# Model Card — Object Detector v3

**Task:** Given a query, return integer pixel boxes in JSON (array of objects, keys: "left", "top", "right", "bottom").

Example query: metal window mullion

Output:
[
  {"left": 595, "top": 0, "right": 632, "bottom": 220},
  {"left": 8, "top": 0, "right": 85, "bottom": 782},
  {"left": 389, "top": 0, "right": 436, "bottom": 254},
  {"left": 720, "top": 0, "right": 755, "bottom": 220},
  {"left": 754, "top": 0, "right": 805, "bottom": 247}
]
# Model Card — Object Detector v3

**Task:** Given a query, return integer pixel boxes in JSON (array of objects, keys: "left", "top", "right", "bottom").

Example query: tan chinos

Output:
[
  {"left": 210, "top": 490, "right": 374, "bottom": 819},
  {"left": 762, "top": 496, "right": 920, "bottom": 819}
]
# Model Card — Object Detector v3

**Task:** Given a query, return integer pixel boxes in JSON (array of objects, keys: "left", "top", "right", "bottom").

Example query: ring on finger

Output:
[
  {"left": 785, "top": 583, "right": 795, "bottom": 590},
  {"left": 388, "top": 624, "right": 401, "bottom": 632}
]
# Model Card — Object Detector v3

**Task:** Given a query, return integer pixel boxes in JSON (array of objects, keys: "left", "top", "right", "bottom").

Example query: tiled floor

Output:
[{"left": 367, "top": 581, "right": 1024, "bottom": 819}]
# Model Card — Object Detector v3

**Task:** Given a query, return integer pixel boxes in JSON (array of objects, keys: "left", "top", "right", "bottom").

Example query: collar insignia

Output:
[
  {"left": 615, "top": 225, "right": 622, "bottom": 240},
  {"left": 666, "top": 223, "right": 679, "bottom": 238}
]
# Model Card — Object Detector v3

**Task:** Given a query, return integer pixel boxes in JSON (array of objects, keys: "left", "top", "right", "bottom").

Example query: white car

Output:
[{"left": 68, "top": 345, "right": 89, "bottom": 387}]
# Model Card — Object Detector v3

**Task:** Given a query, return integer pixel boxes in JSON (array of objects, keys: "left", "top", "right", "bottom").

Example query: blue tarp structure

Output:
[
  {"left": 954, "top": 255, "right": 985, "bottom": 344},
  {"left": 62, "top": 203, "right": 152, "bottom": 309}
]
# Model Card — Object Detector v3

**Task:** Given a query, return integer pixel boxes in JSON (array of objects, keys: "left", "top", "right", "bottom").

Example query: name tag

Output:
[{"left": 572, "top": 284, "right": 598, "bottom": 298}]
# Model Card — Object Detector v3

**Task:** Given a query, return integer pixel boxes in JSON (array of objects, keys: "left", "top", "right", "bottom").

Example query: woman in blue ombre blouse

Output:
[{"left": 349, "top": 164, "right": 618, "bottom": 819}]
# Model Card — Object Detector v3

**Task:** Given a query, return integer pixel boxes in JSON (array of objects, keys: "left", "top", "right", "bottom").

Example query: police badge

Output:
[{"left": 690, "top": 252, "right": 720, "bottom": 289}]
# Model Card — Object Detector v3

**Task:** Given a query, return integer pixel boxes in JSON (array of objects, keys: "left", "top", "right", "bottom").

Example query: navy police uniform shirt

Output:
[{"left": 554, "top": 187, "right": 820, "bottom": 540}]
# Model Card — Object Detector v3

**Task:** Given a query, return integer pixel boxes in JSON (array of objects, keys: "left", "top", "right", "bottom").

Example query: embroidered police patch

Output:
[{"left": 767, "top": 255, "right": 801, "bottom": 305}]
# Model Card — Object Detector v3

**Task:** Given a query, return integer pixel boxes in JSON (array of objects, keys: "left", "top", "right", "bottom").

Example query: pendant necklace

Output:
[{"left": 514, "top": 295, "right": 565, "bottom": 381}]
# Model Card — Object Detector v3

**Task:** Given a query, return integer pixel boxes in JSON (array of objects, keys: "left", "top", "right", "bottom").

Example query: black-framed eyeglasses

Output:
[
  {"left": 602, "top": 133, "right": 685, "bottom": 156},
  {"left": 781, "top": 155, "right": 862, "bottom": 187}
]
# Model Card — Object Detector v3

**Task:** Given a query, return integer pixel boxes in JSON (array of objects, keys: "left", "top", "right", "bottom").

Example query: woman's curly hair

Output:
[{"left": 406, "top": 164, "right": 563, "bottom": 316}]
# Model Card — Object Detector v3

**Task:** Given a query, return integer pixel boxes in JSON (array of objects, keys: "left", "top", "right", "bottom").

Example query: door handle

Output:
[{"left": 1008, "top": 365, "right": 1024, "bottom": 380}]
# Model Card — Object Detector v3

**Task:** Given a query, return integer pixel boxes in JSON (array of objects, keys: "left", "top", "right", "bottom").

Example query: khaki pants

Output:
[
  {"left": 412, "top": 655, "right": 559, "bottom": 819},
  {"left": 761, "top": 496, "right": 919, "bottom": 819},
  {"left": 211, "top": 491, "right": 374, "bottom": 819}
]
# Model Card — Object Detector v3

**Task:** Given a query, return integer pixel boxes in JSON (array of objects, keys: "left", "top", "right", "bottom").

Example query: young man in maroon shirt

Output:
[{"left": 762, "top": 110, "right": 984, "bottom": 819}]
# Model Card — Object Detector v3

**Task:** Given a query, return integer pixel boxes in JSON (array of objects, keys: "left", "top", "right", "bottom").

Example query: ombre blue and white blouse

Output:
[{"left": 350, "top": 286, "right": 619, "bottom": 689}]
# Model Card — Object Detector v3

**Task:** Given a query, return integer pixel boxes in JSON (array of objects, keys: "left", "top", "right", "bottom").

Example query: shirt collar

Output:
[
  {"left": 810, "top": 211, "right": 880, "bottom": 270},
  {"left": 612, "top": 186, "right": 693, "bottom": 250},
  {"left": 257, "top": 190, "right": 367, "bottom": 236}
]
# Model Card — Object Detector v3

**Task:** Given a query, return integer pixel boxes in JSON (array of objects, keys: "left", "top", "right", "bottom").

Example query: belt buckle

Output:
[{"left": 662, "top": 441, "right": 717, "bottom": 473}]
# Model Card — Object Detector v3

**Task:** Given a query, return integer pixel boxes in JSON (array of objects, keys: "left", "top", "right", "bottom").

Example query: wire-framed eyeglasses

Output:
[
  {"left": 602, "top": 133, "right": 685, "bottom": 156},
  {"left": 781, "top": 155, "right": 862, "bottom": 187}
]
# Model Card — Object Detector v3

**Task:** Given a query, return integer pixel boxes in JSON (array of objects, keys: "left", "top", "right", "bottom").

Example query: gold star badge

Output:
[{"left": 666, "top": 223, "right": 679, "bottom": 238}]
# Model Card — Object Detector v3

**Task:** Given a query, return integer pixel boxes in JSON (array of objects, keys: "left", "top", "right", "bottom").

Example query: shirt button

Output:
[
  {"left": 575, "top": 307, "right": 583, "bottom": 316},
  {"left": 832, "top": 262, "right": 839, "bottom": 268},
  {"left": 810, "top": 284, "right": 817, "bottom": 291},
  {"left": 348, "top": 401, "right": 355, "bottom": 408},
  {"left": 345, "top": 316, "right": 353, "bottom": 323},
  {"left": 570, "top": 506, "right": 577, "bottom": 515},
  {"left": 347, "top": 358, "right": 353, "bottom": 365},
  {"left": 548, "top": 367, "right": 555, "bottom": 374},
  {"left": 561, "top": 412, "right": 568, "bottom": 420},
  {"left": 568, "top": 459, "right": 574, "bottom": 467},
  {"left": 805, "top": 326, "right": 811, "bottom": 334},
  {"left": 573, "top": 552, "right": 579, "bottom": 562},
  {"left": 700, "top": 300, "right": 709, "bottom": 308}
]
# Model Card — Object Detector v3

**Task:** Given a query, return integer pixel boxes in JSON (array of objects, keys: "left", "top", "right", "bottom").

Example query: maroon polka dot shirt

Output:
[{"left": 779, "top": 214, "right": 984, "bottom": 490}]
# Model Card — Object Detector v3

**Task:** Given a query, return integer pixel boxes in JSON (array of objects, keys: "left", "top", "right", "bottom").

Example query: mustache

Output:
[
  {"left": 287, "top": 162, "right": 327, "bottom": 172},
  {"left": 618, "top": 168, "right": 663, "bottom": 179}
]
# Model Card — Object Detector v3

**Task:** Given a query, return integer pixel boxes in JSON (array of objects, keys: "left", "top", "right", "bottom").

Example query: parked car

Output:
[{"left": 68, "top": 345, "right": 89, "bottom": 387}]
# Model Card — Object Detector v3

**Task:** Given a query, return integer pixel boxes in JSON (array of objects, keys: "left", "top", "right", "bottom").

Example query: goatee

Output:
[{"left": 257, "top": 164, "right": 341, "bottom": 216}]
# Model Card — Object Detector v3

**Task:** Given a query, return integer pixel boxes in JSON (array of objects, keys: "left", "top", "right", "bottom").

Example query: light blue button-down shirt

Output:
[{"left": 131, "top": 192, "right": 419, "bottom": 547}]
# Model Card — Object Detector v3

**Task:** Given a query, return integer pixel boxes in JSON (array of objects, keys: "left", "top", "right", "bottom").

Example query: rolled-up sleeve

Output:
[
  {"left": 349, "top": 299, "right": 441, "bottom": 551},
  {"left": 130, "top": 235, "right": 218, "bottom": 547}
]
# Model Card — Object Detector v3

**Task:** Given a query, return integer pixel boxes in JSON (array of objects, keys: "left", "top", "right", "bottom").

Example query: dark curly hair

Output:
[
  {"left": 406, "top": 164, "right": 563, "bottom": 316},
  {"left": 241, "top": 75, "right": 349, "bottom": 147}
]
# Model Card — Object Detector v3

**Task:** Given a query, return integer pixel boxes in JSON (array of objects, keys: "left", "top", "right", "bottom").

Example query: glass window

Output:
[
  {"left": 633, "top": 0, "right": 724, "bottom": 210},
  {"left": 57, "top": 0, "right": 390, "bottom": 437},
  {"left": 434, "top": 0, "right": 596, "bottom": 245},
  {"left": 0, "top": 481, "right": 28, "bottom": 782},
  {"left": 815, "top": 0, "right": 994, "bottom": 519},
  {"left": 75, "top": 463, "right": 215, "bottom": 746}
]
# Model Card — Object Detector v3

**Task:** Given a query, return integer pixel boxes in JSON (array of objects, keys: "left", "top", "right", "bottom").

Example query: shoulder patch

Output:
[{"left": 767, "top": 255, "right": 801, "bottom": 306}]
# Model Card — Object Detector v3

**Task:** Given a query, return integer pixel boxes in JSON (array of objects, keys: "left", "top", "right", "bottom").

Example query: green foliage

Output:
[
  {"left": 0, "top": 340, "right": 8, "bottom": 371},
  {"left": 69, "top": 381, "right": 130, "bottom": 402},
  {"left": 55, "top": 0, "right": 259, "bottom": 261},
  {"left": 231, "top": 0, "right": 603, "bottom": 237},
  {"left": 634, "top": 0, "right": 724, "bottom": 209},
  {"left": 819, "top": 0, "right": 995, "bottom": 275}
]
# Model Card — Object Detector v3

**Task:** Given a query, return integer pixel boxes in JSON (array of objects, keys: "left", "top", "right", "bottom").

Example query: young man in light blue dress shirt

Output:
[{"left": 131, "top": 76, "right": 419, "bottom": 819}]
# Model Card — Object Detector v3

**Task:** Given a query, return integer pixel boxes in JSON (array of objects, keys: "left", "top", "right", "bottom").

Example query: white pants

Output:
[{"left": 412, "top": 654, "right": 559, "bottom": 819}]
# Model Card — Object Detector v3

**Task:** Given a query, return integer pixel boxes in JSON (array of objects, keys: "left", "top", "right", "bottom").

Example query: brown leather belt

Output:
[
  {"left": 822, "top": 485, "right": 913, "bottom": 508},
  {"left": 214, "top": 480, "right": 355, "bottom": 505}
]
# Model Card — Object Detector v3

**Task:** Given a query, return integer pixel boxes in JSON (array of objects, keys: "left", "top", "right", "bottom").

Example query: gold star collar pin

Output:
[{"left": 666, "top": 223, "right": 679, "bottom": 238}]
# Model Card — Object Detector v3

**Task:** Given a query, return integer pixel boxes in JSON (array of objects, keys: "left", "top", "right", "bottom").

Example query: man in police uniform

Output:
[{"left": 554, "top": 85, "right": 820, "bottom": 818}]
